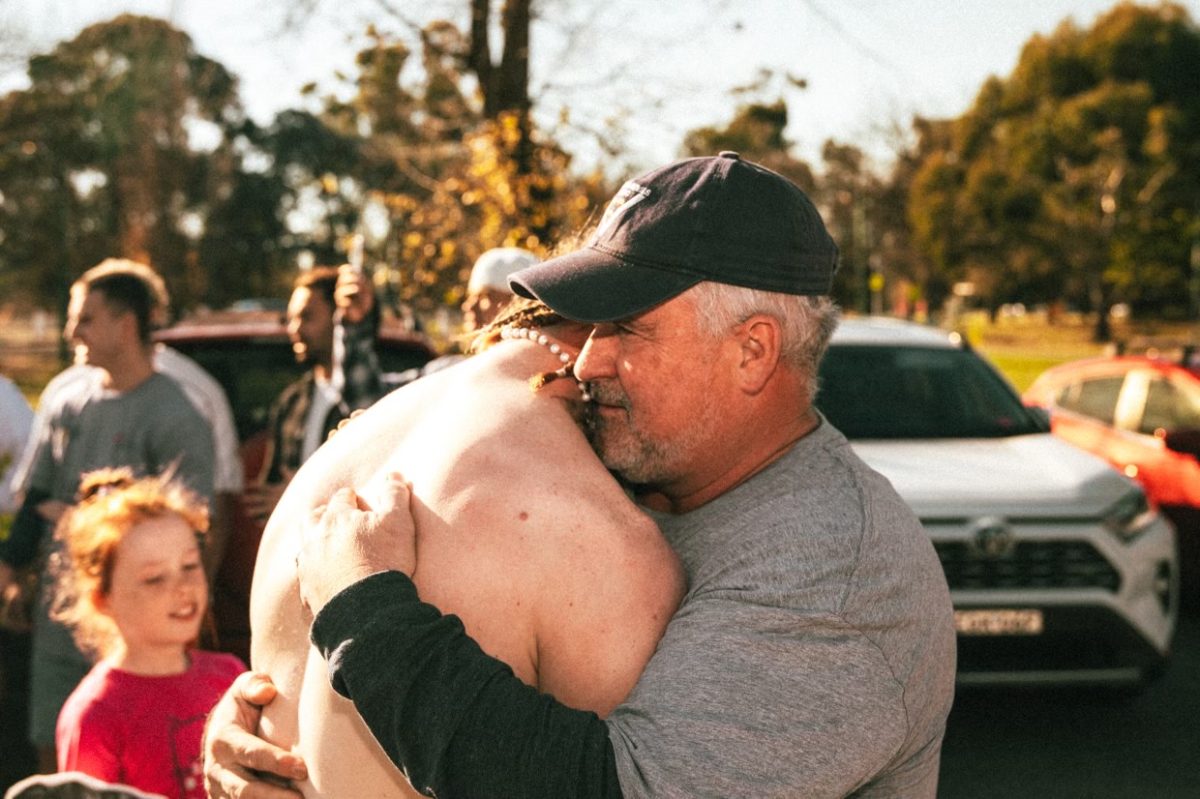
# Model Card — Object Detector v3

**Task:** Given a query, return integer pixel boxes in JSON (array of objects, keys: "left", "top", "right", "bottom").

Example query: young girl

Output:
[{"left": 51, "top": 468, "right": 245, "bottom": 799}]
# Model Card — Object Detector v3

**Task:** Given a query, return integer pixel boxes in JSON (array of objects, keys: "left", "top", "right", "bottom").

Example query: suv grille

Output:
[{"left": 933, "top": 540, "right": 1121, "bottom": 592}]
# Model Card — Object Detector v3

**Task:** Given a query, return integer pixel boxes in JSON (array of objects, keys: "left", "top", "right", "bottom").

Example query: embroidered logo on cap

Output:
[{"left": 592, "top": 180, "right": 651, "bottom": 240}]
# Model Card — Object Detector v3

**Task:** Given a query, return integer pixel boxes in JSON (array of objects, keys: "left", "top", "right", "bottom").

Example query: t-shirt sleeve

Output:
[
  {"left": 151, "top": 395, "right": 216, "bottom": 502},
  {"left": 309, "top": 571, "right": 623, "bottom": 799},
  {"left": 159, "top": 351, "right": 244, "bottom": 495},
  {"left": 58, "top": 702, "right": 123, "bottom": 782},
  {"left": 218, "top": 652, "right": 248, "bottom": 685}
]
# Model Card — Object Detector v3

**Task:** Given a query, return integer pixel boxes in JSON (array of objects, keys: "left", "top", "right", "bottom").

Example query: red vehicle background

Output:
[{"left": 1024, "top": 354, "right": 1200, "bottom": 608}]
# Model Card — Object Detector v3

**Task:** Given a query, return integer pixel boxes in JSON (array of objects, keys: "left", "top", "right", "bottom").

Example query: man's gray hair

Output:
[{"left": 687, "top": 281, "right": 839, "bottom": 401}]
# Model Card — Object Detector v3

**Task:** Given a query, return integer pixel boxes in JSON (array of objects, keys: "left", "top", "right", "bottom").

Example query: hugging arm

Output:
[{"left": 310, "top": 571, "right": 623, "bottom": 799}]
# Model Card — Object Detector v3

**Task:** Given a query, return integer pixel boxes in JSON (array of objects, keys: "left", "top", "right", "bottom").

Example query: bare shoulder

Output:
[{"left": 522, "top": 468, "right": 685, "bottom": 716}]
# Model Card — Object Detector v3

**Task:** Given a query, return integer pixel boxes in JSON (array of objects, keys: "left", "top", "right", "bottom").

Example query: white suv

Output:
[{"left": 816, "top": 317, "right": 1177, "bottom": 689}]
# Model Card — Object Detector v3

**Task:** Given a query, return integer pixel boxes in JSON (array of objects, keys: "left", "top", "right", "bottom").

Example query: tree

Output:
[
  {"left": 681, "top": 100, "right": 912, "bottom": 314},
  {"left": 300, "top": 20, "right": 605, "bottom": 313},
  {"left": 682, "top": 100, "right": 816, "bottom": 193},
  {"left": 905, "top": 2, "right": 1200, "bottom": 334},
  {"left": 0, "top": 15, "right": 249, "bottom": 314},
  {"left": 818, "top": 140, "right": 887, "bottom": 314}
]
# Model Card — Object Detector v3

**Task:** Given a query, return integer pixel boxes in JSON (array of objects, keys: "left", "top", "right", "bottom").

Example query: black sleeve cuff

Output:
[{"left": 306, "top": 570, "right": 624, "bottom": 799}]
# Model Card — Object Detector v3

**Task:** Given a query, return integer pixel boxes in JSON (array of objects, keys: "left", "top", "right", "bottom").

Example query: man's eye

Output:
[{"left": 143, "top": 575, "right": 165, "bottom": 586}]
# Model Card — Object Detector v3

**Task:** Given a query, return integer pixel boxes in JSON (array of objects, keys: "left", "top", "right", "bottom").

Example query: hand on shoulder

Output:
[{"left": 295, "top": 472, "right": 417, "bottom": 615}]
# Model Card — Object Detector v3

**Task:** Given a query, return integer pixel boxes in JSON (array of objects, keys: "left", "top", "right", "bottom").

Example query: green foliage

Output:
[
  {"left": 0, "top": 11, "right": 601, "bottom": 320},
  {"left": 293, "top": 20, "right": 605, "bottom": 313},
  {"left": 682, "top": 100, "right": 816, "bottom": 193},
  {"left": 907, "top": 2, "right": 1200, "bottom": 327},
  {"left": 682, "top": 100, "right": 920, "bottom": 316},
  {"left": 0, "top": 15, "right": 254, "bottom": 314}
]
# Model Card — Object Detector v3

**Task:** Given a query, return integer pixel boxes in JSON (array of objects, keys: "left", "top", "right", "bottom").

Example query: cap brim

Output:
[{"left": 508, "top": 246, "right": 702, "bottom": 323}]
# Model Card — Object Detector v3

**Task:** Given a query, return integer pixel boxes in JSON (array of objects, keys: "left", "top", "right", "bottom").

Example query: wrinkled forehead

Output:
[{"left": 605, "top": 291, "right": 698, "bottom": 329}]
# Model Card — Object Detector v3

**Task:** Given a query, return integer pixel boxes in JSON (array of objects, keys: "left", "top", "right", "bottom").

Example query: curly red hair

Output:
[{"left": 51, "top": 467, "right": 209, "bottom": 657}]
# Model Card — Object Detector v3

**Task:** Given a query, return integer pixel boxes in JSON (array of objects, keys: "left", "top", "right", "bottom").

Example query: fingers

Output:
[
  {"left": 296, "top": 476, "right": 417, "bottom": 613},
  {"left": 373, "top": 472, "right": 413, "bottom": 522},
  {"left": 323, "top": 486, "right": 361, "bottom": 515},
  {"left": 335, "top": 264, "right": 373, "bottom": 322},
  {"left": 210, "top": 724, "right": 307, "bottom": 781},
  {"left": 237, "top": 671, "right": 279, "bottom": 706},
  {"left": 205, "top": 767, "right": 304, "bottom": 799},
  {"left": 203, "top": 672, "right": 308, "bottom": 799}
]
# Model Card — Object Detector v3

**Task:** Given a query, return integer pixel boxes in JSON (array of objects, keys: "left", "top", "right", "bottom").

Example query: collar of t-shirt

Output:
[{"left": 302, "top": 376, "right": 340, "bottom": 461}]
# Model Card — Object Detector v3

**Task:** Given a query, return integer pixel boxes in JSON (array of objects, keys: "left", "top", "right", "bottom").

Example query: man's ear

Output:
[{"left": 733, "top": 314, "right": 782, "bottom": 394}]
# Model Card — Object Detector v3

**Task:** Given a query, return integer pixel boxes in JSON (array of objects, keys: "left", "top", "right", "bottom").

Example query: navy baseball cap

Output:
[{"left": 508, "top": 151, "right": 838, "bottom": 323}]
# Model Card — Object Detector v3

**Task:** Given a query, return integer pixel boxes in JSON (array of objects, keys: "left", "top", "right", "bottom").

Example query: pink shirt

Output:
[{"left": 57, "top": 650, "right": 245, "bottom": 799}]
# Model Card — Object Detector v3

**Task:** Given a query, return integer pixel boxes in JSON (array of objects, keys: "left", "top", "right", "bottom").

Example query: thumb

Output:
[
  {"left": 237, "top": 671, "right": 277, "bottom": 706},
  {"left": 373, "top": 473, "right": 412, "bottom": 521}
]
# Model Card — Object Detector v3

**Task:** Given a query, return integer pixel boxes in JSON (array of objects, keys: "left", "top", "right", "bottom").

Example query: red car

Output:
[
  {"left": 154, "top": 310, "right": 436, "bottom": 661},
  {"left": 1024, "top": 354, "right": 1200, "bottom": 606}
]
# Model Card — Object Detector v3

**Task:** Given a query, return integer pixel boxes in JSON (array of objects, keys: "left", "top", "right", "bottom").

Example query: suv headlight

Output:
[{"left": 1103, "top": 489, "right": 1158, "bottom": 542}]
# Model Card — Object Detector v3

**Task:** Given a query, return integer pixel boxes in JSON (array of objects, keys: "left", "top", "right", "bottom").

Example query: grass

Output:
[{"left": 958, "top": 310, "right": 1196, "bottom": 392}]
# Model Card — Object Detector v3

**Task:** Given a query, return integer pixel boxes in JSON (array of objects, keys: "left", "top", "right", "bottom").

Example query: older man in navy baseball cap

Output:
[{"left": 206, "top": 153, "right": 955, "bottom": 799}]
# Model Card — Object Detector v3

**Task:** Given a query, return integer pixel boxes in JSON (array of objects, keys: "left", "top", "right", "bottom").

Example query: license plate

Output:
[{"left": 954, "top": 609, "right": 1044, "bottom": 636}]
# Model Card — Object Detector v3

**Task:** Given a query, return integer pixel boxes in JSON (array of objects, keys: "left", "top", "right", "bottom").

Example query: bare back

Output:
[{"left": 251, "top": 339, "right": 685, "bottom": 797}]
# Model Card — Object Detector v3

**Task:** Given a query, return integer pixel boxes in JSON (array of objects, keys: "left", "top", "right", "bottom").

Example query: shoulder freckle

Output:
[{"left": 519, "top": 511, "right": 528, "bottom": 521}]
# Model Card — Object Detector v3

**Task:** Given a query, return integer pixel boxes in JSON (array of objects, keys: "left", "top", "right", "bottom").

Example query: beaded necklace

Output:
[{"left": 499, "top": 325, "right": 592, "bottom": 402}]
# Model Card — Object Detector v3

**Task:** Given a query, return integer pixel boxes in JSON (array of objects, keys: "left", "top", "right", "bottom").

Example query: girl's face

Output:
[{"left": 101, "top": 513, "right": 208, "bottom": 662}]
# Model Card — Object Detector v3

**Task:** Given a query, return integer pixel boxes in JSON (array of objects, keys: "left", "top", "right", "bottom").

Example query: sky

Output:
[{"left": 4, "top": 0, "right": 1200, "bottom": 174}]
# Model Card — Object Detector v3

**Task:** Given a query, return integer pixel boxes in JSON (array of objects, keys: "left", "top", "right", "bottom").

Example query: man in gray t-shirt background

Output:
[{"left": 0, "top": 260, "right": 215, "bottom": 773}]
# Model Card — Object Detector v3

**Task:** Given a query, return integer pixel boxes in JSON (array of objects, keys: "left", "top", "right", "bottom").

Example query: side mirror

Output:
[{"left": 1164, "top": 429, "right": 1200, "bottom": 461}]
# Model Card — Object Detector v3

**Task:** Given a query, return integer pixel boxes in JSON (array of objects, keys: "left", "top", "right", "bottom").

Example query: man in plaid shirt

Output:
[{"left": 243, "top": 266, "right": 384, "bottom": 522}]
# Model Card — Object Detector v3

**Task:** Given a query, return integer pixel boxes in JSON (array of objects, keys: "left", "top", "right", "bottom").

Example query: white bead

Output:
[{"left": 499, "top": 325, "right": 591, "bottom": 401}]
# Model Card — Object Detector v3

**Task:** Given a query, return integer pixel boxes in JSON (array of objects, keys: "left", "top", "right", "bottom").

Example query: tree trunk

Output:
[
  {"left": 468, "top": 0, "right": 493, "bottom": 110},
  {"left": 469, "top": 0, "right": 531, "bottom": 121},
  {"left": 496, "top": 0, "right": 531, "bottom": 114}
]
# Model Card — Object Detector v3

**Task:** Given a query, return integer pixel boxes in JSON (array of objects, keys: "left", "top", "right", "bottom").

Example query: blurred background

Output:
[{"left": 1, "top": 1, "right": 1198, "bottom": 394}]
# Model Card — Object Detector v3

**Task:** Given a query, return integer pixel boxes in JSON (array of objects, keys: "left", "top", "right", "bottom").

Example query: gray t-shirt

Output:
[
  {"left": 607, "top": 417, "right": 956, "bottom": 798},
  {"left": 27, "top": 370, "right": 215, "bottom": 504},
  {"left": 23, "top": 370, "right": 216, "bottom": 746}
]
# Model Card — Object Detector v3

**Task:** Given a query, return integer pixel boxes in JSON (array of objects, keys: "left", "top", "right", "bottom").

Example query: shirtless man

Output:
[{"left": 218, "top": 302, "right": 684, "bottom": 797}]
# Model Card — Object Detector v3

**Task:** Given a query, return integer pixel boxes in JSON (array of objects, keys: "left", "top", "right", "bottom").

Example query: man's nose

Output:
[{"left": 574, "top": 325, "right": 616, "bottom": 383}]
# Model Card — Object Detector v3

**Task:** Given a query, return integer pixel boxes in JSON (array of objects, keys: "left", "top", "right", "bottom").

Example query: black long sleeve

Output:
[{"left": 309, "top": 571, "right": 624, "bottom": 799}]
